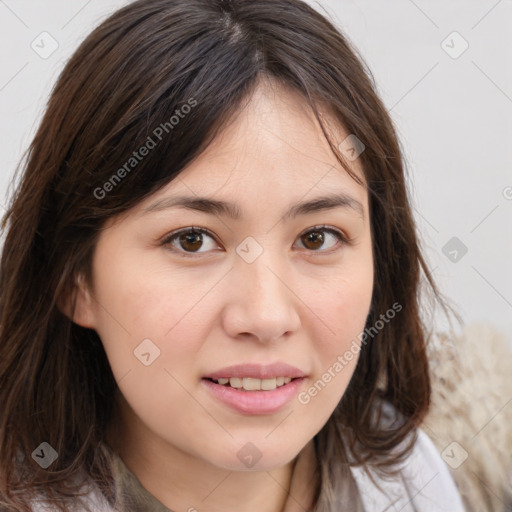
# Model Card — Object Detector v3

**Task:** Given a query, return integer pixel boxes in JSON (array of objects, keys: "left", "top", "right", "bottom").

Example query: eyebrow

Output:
[{"left": 142, "top": 192, "right": 364, "bottom": 220}]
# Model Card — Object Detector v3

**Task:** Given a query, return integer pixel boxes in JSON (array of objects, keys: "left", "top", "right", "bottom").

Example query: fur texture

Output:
[{"left": 423, "top": 323, "right": 512, "bottom": 511}]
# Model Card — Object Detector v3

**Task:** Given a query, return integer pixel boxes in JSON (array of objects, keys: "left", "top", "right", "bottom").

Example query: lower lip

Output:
[{"left": 201, "top": 378, "right": 305, "bottom": 415}]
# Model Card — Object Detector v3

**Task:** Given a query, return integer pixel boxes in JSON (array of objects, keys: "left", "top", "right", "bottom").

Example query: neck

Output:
[{"left": 105, "top": 394, "right": 310, "bottom": 512}]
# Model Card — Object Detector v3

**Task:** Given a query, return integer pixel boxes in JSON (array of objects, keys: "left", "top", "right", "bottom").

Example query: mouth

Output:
[
  {"left": 203, "top": 376, "right": 296, "bottom": 391},
  {"left": 201, "top": 376, "right": 305, "bottom": 414},
  {"left": 201, "top": 362, "right": 307, "bottom": 415}
]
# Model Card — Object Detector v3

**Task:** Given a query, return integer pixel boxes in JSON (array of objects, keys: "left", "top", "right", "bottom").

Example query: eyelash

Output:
[{"left": 160, "top": 225, "right": 351, "bottom": 259}]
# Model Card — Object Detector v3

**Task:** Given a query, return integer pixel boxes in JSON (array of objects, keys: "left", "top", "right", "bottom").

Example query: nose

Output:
[{"left": 221, "top": 248, "right": 302, "bottom": 343}]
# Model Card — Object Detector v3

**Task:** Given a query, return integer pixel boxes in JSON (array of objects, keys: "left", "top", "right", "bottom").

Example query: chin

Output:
[{"left": 211, "top": 437, "right": 304, "bottom": 472}]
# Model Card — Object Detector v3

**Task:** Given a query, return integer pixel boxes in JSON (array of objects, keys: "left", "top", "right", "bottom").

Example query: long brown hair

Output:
[{"left": 0, "top": 0, "right": 440, "bottom": 510}]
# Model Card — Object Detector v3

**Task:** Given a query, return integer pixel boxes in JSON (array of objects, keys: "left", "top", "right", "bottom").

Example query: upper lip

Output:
[{"left": 204, "top": 363, "right": 307, "bottom": 380}]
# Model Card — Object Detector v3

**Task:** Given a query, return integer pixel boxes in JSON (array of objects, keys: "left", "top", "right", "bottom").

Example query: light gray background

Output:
[{"left": 1, "top": 0, "right": 511, "bottom": 346}]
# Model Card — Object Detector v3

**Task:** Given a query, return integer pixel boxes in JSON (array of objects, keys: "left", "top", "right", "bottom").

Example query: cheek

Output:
[
  {"left": 332, "top": 278, "right": 373, "bottom": 342},
  {"left": 323, "top": 284, "right": 372, "bottom": 373},
  {"left": 301, "top": 254, "right": 373, "bottom": 411},
  {"left": 317, "top": 252, "right": 374, "bottom": 350},
  {"left": 90, "top": 249, "right": 215, "bottom": 382},
  {"left": 89, "top": 259, "right": 213, "bottom": 430}
]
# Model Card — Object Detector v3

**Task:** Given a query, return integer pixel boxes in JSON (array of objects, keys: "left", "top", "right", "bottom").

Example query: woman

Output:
[{"left": 0, "top": 0, "right": 465, "bottom": 510}]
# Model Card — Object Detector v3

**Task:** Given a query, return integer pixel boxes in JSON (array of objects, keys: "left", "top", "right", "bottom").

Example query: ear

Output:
[{"left": 58, "top": 273, "right": 97, "bottom": 329}]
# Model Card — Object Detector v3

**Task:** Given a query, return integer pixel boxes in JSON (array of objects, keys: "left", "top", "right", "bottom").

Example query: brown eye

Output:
[
  {"left": 179, "top": 231, "right": 204, "bottom": 252},
  {"left": 301, "top": 230, "right": 325, "bottom": 250},
  {"left": 163, "top": 227, "right": 219, "bottom": 256},
  {"left": 297, "top": 227, "right": 346, "bottom": 252}
]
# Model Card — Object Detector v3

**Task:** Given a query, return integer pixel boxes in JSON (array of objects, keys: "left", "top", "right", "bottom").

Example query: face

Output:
[{"left": 74, "top": 79, "right": 374, "bottom": 471}]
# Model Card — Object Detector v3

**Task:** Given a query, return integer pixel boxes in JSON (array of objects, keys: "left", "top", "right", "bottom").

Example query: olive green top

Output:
[
  {"left": 108, "top": 439, "right": 318, "bottom": 512},
  {"left": 30, "top": 428, "right": 465, "bottom": 511}
]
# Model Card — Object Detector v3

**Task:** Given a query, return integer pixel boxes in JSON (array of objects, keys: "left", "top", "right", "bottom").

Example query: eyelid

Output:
[
  {"left": 160, "top": 224, "right": 351, "bottom": 258},
  {"left": 160, "top": 226, "right": 219, "bottom": 254},
  {"left": 295, "top": 224, "right": 351, "bottom": 252}
]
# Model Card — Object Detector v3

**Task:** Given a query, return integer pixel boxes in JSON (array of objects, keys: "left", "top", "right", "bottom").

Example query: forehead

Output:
[{"left": 138, "top": 79, "right": 367, "bottom": 211}]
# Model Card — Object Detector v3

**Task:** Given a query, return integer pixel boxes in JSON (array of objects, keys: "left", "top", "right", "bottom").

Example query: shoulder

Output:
[
  {"left": 28, "top": 481, "right": 115, "bottom": 512},
  {"left": 351, "top": 427, "right": 466, "bottom": 511}
]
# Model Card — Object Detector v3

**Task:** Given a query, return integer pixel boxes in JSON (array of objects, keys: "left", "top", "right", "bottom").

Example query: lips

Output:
[
  {"left": 202, "top": 376, "right": 305, "bottom": 415},
  {"left": 203, "top": 362, "right": 306, "bottom": 381},
  {"left": 201, "top": 363, "right": 307, "bottom": 414}
]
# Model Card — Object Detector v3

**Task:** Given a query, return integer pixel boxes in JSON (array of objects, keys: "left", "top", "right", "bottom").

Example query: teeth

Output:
[
  {"left": 243, "top": 377, "right": 262, "bottom": 391},
  {"left": 212, "top": 377, "right": 295, "bottom": 390},
  {"left": 261, "top": 378, "right": 277, "bottom": 390},
  {"left": 229, "top": 377, "right": 242, "bottom": 388}
]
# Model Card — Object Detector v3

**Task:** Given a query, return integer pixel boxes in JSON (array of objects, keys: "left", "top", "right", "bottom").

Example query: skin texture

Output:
[{"left": 72, "top": 78, "right": 374, "bottom": 512}]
